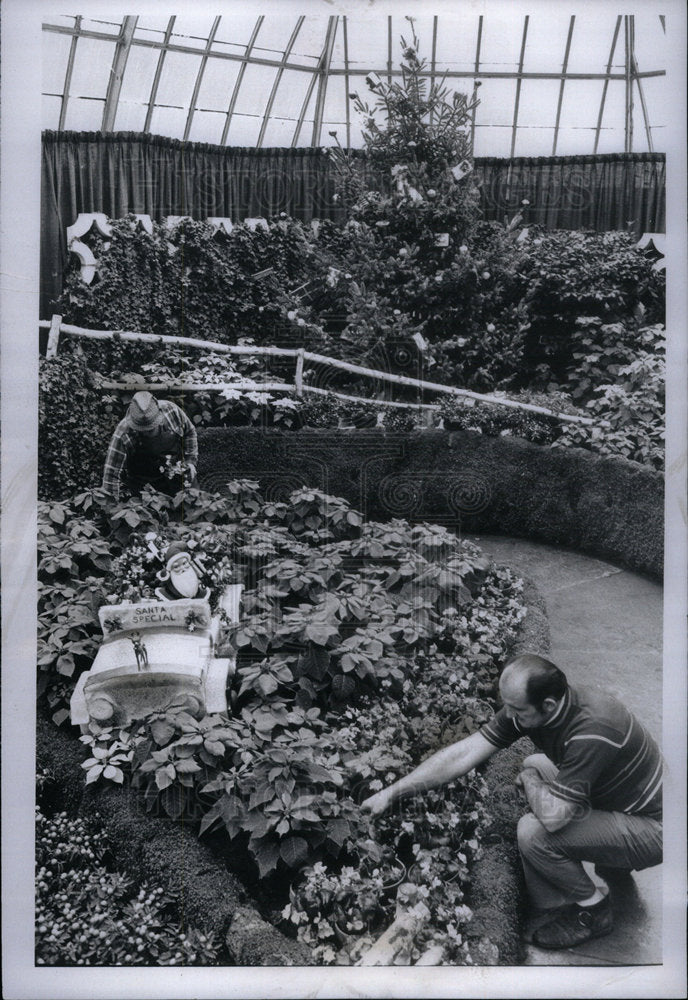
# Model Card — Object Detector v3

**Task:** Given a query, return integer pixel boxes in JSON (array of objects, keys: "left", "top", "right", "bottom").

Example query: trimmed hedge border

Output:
[
  {"left": 465, "top": 574, "right": 547, "bottom": 965},
  {"left": 197, "top": 428, "right": 663, "bottom": 580},
  {"left": 35, "top": 563, "right": 548, "bottom": 968}
]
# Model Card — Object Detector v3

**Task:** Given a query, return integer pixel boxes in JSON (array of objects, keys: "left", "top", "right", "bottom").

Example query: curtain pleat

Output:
[{"left": 40, "top": 131, "right": 666, "bottom": 318}]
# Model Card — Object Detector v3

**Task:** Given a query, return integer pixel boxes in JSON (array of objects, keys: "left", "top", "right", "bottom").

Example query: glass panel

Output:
[
  {"left": 292, "top": 85, "right": 318, "bottom": 146},
  {"left": 224, "top": 112, "right": 262, "bottom": 147},
  {"left": 195, "top": 58, "right": 242, "bottom": 112},
  {"left": 156, "top": 51, "right": 202, "bottom": 107},
  {"left": 260, "top": 116, "right": 302, "bottom": 148},
  {"left": 292, "top": 17, "right": 330, "bottom": 67},
  {"left": 113, "top": 99, "right": 148, "bottom": 133},
  {"left": 595, "top": 83, "right": 626, "bottom": 153},
  {"left": 117, "top": 44, "right": 158, "bottom": 107},
  {"left": 187, "top": 110, "right": 225, "bottom": 145},
  {"left": 82, "top": 18, "right": 122, "bottom": 37},
  {"left": 232, "top": 63, "right": 277, "bottom": 116},
  {"left": 512, "top": 124, "right": 555, "bottom": 157},
  {"left": 557, "top": 79, "right": 604, "bottom": 129},
  {"left": 473, "top": 122, "right": 511, "bottom": 158},
  {"left": 632, "top": 13, "right": 666, "bottom": 72},
  {"left": 133, "top": 27, "right": 172, "bottom": 46},
  {"left": 250, "top": 16, "right": 308, "bottom": 59},
  {"left": 42, "top": 31, "right": 72, "bottom": 94},
  {"left": 565, "top": 13, "right": 622, "bottom": 75},
  {"left": 69, "top": 38, "right": 116, "bottom": 99},
  {"left": 168, "top": 16, "right": 217, "bottom": 50},
  {"left": 475, "top": 78, "right": 518, "bottom": 129},
  {"left": 521, "top": 14, "right": 575, "bottom": 75},
  {"left": 134, "top": 16, "right": 176, "bottom": 35},
  {"left": 637, "top": 76, "right": 666, "bottom": 140},
  {"left": 343, "top": 19, "right": 391, "bottom": 72},
  {"left": 516, "top": 79, "right": 560, "bottom": 127},
  {"left": 213, "top": 14, "right": 264, "bottom": 49},
  {"left": 478, "top": 11, "right": 529, "bottom": 72},
  {"left": 41, "top": 94, "right": 63, "bottom": 130},
  {"left": 149, "top": 104, "right": 188, "bottom": 139},
  {"left": 554, "top": 126, "right": 601, "bottom": 156},
  {"left": 434, "top": 16, "right": 482, "bottom": 73},
  {"left": 268, "top": 68, "right": 312, "bottom": 119},
  {"left": 63, "top": 97, "right": 105, "bottom": 131}
]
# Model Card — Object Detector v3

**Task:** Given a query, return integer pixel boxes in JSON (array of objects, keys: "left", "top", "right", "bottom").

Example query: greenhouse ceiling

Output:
[{"left": 42, "top": 9, "right": 667, "bottom": 157}]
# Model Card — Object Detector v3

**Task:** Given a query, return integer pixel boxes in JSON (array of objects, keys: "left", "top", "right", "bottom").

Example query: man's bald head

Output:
[{"left": 499, "top": 654, "right": 568, "bottom": 727}]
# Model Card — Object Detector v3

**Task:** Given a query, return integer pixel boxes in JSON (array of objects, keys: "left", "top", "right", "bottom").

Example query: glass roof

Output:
[{"left": 41, "top": 10, "right": 667, "bottom": 156}]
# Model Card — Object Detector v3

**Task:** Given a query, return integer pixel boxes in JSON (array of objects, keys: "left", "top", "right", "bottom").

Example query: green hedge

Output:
[{"left": 197, "top": 428, "right": 663, "bottom": 579}]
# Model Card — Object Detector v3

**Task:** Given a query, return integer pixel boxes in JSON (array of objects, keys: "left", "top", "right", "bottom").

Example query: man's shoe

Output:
[{"left": 532, "top": 895, "right": 613, "bottom": 950}]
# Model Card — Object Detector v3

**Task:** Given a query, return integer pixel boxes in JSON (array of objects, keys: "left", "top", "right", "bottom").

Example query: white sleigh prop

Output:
[{"left": 70, "top": 585, "right": 242, "bottom": 727}]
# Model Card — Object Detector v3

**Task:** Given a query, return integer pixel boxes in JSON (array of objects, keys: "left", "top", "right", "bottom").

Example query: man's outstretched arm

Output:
[{"left": 361, "top": 731, "right": 499, "bottom": 816}]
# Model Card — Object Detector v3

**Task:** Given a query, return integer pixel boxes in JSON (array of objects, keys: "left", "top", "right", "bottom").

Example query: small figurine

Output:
[
  {"left": 130, "top": 631, "right": 149, "bottom": 671},
  {"left": 155, "top": 542, "right": 210, "bottom": 602}
]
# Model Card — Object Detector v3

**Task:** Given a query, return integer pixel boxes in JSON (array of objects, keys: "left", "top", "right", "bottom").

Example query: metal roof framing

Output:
[
  {"left": 183, "top": 16, "right": 221, "bottom": 141},
  {"left": 624, "top": 15, "right": 634, "bottom": 153},
  {"left": 594, "top": 15, "right": 621, "bottom": 154},
  {"left": 42, "top": 14, "right": 665, "bottom": 153},
  {"left": 552, "top": 16, "right": 576, "bottom": 155},
  {"left": 57, "top": 15, "right": 82, "bottom": 130},
  {"left": 343, "top": 17, "right": 351, "bottom": 149},
  {"left": 470, "top": 15, "right": 483, "bottom": 153},
  {"left": 144, "top": 16, "right": 176, "bottom": 133},
  {"left": 220, "top": 17, "right": 264, "bottom": 146},
  {"left": 510, "top": 15, "right": 529, "bottom": 158},
  {"left": 309, "top": 16, "right": 338, "bottom": 147},
  {"left": 257, "top": 16, "right": 305, "bottom": 148},
  {"left": 102, "top": 16, "right": 138, "bottom": 131}
]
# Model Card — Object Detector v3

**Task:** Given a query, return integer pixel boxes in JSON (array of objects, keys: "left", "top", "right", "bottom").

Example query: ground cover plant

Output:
[
  {"left": 38, "top": 480, "right": 528, "bottom": 965},
  {"left": 34, "top": 797, "right": 221, "bottom": 966}
]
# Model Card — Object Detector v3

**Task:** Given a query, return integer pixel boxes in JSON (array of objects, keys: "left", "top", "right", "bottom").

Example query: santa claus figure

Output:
[{"left": 155, "top": 542, "right": 210, "bottom": 602}]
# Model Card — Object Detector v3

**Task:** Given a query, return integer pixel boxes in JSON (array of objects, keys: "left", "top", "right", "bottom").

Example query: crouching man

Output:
[{"left": 362, "top": 653, "right": 662, "bottom": 949}]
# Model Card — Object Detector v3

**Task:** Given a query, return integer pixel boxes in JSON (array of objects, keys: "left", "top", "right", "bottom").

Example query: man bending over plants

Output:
[
  {"left": 362, "top": 653, "right": 662, "bottom": 950},
  {"left": 102, "top": 391, "right": 198, "bottom": 501}
]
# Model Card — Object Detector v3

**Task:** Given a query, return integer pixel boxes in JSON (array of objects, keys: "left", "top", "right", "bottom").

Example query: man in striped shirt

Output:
[
  {"left": 362, "top": 653, "right": 662, "bottom": 950},
  {"left": 101, "top": 391, "right": 198, "bottom": 502}
]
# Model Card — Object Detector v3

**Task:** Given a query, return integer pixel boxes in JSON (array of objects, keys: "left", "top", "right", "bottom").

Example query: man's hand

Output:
[
  {"left": 515, "top": 766, "right": 540, "bottom": 792},
  {"left": 360, "top": 788, "right": 394, "bottom": 817}
]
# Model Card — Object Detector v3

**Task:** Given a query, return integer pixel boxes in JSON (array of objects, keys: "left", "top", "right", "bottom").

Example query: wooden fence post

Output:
[
  {"left": 295, "top": 348, "right": 305, "bottom": 398},
  {"left": 46, "top": 315, "right": 62, "bottom": 358}
]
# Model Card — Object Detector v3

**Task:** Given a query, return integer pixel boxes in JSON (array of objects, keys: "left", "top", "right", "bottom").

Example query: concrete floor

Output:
[{"left": 471, "top": 534, "right": 663, "bottom": 967}]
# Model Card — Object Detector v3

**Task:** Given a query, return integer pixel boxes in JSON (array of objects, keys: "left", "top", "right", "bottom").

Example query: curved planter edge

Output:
[{"left": 197, "top": 428, "right": 663, "bottom": 581}]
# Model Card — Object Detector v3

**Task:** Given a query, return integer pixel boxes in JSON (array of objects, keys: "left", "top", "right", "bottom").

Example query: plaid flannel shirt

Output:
[{"left": 101, "top": 400, "right": 198, "bottom": 500}]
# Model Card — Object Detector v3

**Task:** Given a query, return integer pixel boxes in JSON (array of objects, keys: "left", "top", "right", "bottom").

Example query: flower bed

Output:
[
  {"left": 34, "top": 799, "right": 221, "bottom": 966},
  {"left": 38, "top": 481, "right": 532, "bottom": 966}
]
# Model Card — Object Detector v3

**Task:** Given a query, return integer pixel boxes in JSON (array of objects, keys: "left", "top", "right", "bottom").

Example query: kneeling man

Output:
[{"left": 362, "top": 653, "right": 662, "bottom": 949}]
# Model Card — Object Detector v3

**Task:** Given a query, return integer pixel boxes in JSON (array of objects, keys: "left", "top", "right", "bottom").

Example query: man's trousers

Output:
[{"left": 517, "top": 754, "right": 663, "bottom": 910}]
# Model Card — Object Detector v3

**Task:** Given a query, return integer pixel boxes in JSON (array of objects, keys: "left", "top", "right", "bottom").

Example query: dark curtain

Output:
[{"left": 41, "top": 131, "right": 666, "bottom": 318}]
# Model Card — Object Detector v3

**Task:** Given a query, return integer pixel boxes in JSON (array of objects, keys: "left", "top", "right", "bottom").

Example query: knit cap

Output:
[
  {"left": 164, "top": 541, "right": 190, "bottom": 569},
  {"left": 127, "top": 391, "right": 163, "bottom": 432}
]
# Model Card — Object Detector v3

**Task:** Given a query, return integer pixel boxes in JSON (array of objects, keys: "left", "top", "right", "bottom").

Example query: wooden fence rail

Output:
[{"left": 39, "top": 316, "right": 594, "bottom": 426}]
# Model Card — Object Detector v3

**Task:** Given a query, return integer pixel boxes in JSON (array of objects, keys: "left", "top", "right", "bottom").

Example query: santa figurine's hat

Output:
[{"left": 164, "top": 542, "right": 190, "bottom": 569}]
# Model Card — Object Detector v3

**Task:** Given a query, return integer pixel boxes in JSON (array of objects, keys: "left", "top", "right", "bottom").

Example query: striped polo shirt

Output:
[{"left": 481, "top": 684, "right": 662, "bottom": 819}]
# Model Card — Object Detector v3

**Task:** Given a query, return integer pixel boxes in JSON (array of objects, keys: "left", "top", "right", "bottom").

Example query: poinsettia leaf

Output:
[
  {"left": 103, "top": 765, "right": 124, "bottom": 783},
  {"left": 331, "top": 674, "right": 356, "bottom": 700},
  {"left": 254, "top": 840, "right": 281, "bottom": 878},
  {"left": 257, "top": 674, "right": 279, "bottom": 697},
  {"left": 155, "top": 768, "right": 173, "bottom": 790},
  {"left": 175, "top": 758, "right": 201, "bottom": 773},
  {"left": 279, "top": 835, "right": 309, "bottom": 869}
]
